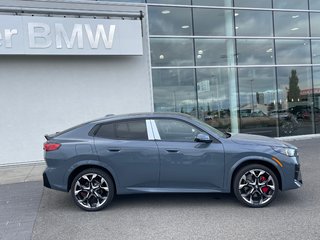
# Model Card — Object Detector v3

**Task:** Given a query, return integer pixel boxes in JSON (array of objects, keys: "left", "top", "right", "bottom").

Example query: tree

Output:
[{"left": 287, "top": 69, "right": 301, "bottom": 102}]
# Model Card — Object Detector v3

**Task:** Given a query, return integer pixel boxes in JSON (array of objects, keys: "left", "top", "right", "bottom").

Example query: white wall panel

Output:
[{"left": 0, "top": 55, "right": 152, "bottom": 165}]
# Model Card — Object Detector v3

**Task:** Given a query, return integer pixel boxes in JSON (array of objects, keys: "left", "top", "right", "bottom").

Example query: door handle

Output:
[
  {"left": 108, "top": 148, "right": 121, "bottom": 152},
  {"left": 166, "top": 149, "right": 179, "bottom": 153}
]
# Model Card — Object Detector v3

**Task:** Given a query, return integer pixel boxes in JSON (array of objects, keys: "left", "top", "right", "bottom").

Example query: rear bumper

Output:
[
  {"left": 42, "top": 167, "right": 68, "bottom": 192},
  {"left": 43, "top": 172, "right": 51, "bottom": 189}
]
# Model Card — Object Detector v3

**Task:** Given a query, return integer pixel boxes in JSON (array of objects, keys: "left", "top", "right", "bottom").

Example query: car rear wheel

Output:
[
  {"left": 71, "top": 168, "right": 114, "bottom": 211},
  {"left": 233, "top": 164, "right": 279, "bottom": 208}
]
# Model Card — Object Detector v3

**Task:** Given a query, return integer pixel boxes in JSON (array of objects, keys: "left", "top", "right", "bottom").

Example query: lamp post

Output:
[{"left": 250, "top": 79, "right": 254, "bottom": 113}]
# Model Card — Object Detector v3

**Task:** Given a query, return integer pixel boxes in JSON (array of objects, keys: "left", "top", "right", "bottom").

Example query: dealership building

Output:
[{"left": 1, "top": 0, "right": 320, "bottom": 165}]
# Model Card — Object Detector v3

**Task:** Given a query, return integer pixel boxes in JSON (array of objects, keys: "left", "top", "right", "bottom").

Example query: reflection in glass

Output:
[
  {"left": 147, "top": 0, "right": 191, "bottom": 4},
  {"left": 310, "top": 13, "right": 320, "bottom": 37},
  {"left": 273, "top": 0, "right": 308, "bottom": 9},
  {"left": 312, "top": 67, "right": 320, "bottom": 133},
  {"left": 234, "top": 0, "right": 271, "bottom": 8},
  {"left": 238, "top": 68, "right": 278, "bottom": 137},
  {"left": 311, "top": 40, "right": 320, "bottom": 64},
  {"left": 193, "top": 8, "right": 233, "bottom": 36},
  {"left": 235, "top": 10, "right": 272, "bottom": 36},
  {"left": 275, "top": 40, "right": 310, "bottom": 64},
  {"left": 195, "top": 39, "right": 234, "bottom": 66},
  {"left": 236, "top": 39, "right": 274, "bottom": 65},
  {"left": 196, "top": 68, "right": 233, "bottom": 132},
  {"left": 148, "top": 6, "right": 192, "bottom": 35},
  {"left": 274, "top": 12, "right": 309, "bottom": 37},
  {"left": 153, "top": 69, "right": 197, "bottom": 116},
  {"left": 310, "top": 0, "right": 320, "bottom": 10},
  {"left": 277, "top": 67, "right": 314, "bottom": 136},
  {"left": 150, "top": 38, "right": 194, "bottom": 66},
  {"left": 100, "top": 0, "right": 144, "bottom": 2},
  {"left": 192, "top": 0, "right": 231, "bottom": 6}
]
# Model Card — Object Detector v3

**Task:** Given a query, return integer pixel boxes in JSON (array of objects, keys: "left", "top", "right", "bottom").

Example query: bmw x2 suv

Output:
[{"left": 43, "top": 113, "right": 302, "bottom": 211}]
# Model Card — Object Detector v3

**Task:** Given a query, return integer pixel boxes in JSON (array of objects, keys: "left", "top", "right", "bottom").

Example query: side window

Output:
[
  {"left": 154, "top": 119, "right": 201, "bottom": 142},
  {"left": 115, "top": 120, "right": 148, "bottom": 140},
  {"left": 95, "top": 120, "right": 148, "bottom": 140},
  {"left": 95, "top": 123, "right": 115, "bottom": 139}
]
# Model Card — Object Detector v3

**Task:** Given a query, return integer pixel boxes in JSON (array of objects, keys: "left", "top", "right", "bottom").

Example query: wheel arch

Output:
[
  {"left": 67, "top": 164, "right": 117, "bottom": 193},
  {"left": 230, "top": 159, "right": 283, "bottom": 191}
]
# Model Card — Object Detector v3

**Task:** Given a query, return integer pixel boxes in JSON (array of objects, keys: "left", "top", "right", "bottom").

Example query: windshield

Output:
[{"left": 191, "top": 117, "right": 228, "bottom": 138}]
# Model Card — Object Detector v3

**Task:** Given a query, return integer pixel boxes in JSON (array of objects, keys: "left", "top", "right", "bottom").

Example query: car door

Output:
[
  {"left": 151, "top": 118, "right": 225, "bottom": 190},
  {"left": 94, "top": 119, "right": 160, "bottom": 190}
]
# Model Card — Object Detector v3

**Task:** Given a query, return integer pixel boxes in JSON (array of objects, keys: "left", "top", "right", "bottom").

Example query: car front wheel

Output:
[
  {"left": 233, "top": 164, "right": 279, "bottom": 208},
  {"left": 71, "top": 168, "right": 115, "bottom": 211}
]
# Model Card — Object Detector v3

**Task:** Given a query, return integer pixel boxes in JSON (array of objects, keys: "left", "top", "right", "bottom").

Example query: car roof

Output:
[{"left": 90, "top": 112, "right": 194, "bottom": 124}]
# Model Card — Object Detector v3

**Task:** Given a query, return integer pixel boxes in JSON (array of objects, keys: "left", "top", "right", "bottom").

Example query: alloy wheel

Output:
[
  {"left": 238, "top": 169, "right": 276, "bottom": 206},
  {"left": 74, "top": 173, "right": 110, "bottom": 209}
]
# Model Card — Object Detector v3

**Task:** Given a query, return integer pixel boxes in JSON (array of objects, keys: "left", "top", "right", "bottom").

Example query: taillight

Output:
[{"left": 43, "top": 143, "right": 61, "bottom": 152}]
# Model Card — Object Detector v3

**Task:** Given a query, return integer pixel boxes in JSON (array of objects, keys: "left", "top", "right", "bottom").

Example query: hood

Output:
[{"left": 230, "top": 133, "right": 297, "bottom": 148}]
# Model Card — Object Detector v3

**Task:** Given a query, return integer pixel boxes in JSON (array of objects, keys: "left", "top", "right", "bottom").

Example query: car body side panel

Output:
[
  {"left": 156, "top": 141, "right": 225, "bottom": 189},
  {"left": 93, "top": 137, "right": 160, "bottom": 192}
]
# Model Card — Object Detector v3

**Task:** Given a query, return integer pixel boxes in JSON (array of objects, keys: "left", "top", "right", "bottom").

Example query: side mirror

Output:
[{"left": 195, "top": 133, "right": 212, "bottom": 143}]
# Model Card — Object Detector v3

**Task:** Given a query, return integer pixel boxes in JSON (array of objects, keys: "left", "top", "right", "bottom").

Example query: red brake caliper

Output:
[{"left": 260, "top": 176, "right": 269, "bottom": 193}]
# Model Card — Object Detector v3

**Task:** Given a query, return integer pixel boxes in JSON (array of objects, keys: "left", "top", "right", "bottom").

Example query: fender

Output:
[
  {"left": 224, "top": 155, "right": 284, "bottom": 192},
  {"left": 63, "top": 159, "right": 120, "bottom": 193}
]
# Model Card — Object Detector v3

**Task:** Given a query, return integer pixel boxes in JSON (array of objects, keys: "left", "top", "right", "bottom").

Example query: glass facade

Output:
[{"left": 103, "top": 0, "right": 320, "bottom": 137}]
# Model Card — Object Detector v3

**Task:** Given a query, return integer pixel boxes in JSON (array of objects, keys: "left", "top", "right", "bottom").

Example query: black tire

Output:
[
  {"left": 71, "top": 168, "right": 115, "bottom": 211},
  {"left": 233, "top": 164, "right": 279, "bottom": 208}
]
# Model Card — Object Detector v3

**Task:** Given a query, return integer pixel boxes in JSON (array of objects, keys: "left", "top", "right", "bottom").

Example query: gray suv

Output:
[{"left": 43, "top": 113, "right": 302, "bottom": 211}]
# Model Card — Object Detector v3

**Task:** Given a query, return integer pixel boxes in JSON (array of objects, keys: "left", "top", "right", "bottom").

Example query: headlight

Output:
[{"left": 272, "top": 146, "right": 296, "bottom": 157}]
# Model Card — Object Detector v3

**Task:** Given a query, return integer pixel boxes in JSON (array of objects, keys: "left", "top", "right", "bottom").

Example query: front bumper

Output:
[{"left": 294, "top": 164, "right": 303, "bottom": 187}]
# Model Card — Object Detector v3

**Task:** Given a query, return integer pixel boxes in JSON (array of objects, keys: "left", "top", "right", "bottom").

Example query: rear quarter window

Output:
[{"left": 95, "top": 119, "right": 148, "bottom": 140}]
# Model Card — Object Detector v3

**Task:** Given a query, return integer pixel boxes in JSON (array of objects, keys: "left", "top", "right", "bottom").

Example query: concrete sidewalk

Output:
[{"left": 0, "top": 163, "right": 46, "bottom": 185}]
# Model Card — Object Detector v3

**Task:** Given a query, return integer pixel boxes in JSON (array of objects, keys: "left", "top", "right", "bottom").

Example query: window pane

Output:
[
  {"left": 193, "top": 9, "right": 233, "bottom": 36},
  {"left": 235, "top": 10, "right": 272, "bottom": 36},
  {"left": 148, "top": 7, "right": 192, "bottom": 35},
  {"left": 275, "top": 40, "right": 310, "bottom": 64},
  {"left": 238, "top": 68, "right": 278, "bottom": 137},
  {"left": 312, "top": 40, "right": 320, "bottom": 64},
  {"left": 154, "top": 119, "right": 201, "bottom": 142},
  {"left": 195, "top": 39, "right": 234, "bottom": 66},
  {"left": 277, "top": 67, "right": 314, "bottom": 136},
  {"left": 310, "top": 13, "right": 320, "bottom": 37},
  {"left": 100, "top": 0, "right": 144, "bottom": 2},
  {"left": 192, "top": 0, "right": 231, "bottom": 7},
  {"left": 153, "top": 69, "right": 197, "bottom": 116},
  {"left": 236, "top": 39, "right": 274, "bottom": 65},
  {"left": 196, "top": 68, "right": 233, "bottom": 132},
  {"left": 147, "top": 0, "right": 191, "bottom": 4},
  {"left": 234, "top": 0, "right": 271, "bottom": 8},
  {"left": 273, "top": 0, "right": 308, "bottom": 9},
  {"left": 274, "top": 12, "right": 309, "bottom": 37},
  {"left": 312, "top": 67, "right": 320, "bottom": 133},
  {"left": 96, "top": 123, "right": 115, "bottom": 139},
  {"left": 115, "top": 120, "right": 148, "bottom": 140},
  {"left": 150, "top": 38, "right": 194, "bottom": 66},
  {"left": 310, "top": 0, "right": 320, "bottom": 10}
]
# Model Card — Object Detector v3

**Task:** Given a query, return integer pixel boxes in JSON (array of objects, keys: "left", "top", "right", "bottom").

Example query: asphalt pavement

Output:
[{"left": 1, "top": 138, "right": 320, "bottom": 240}]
